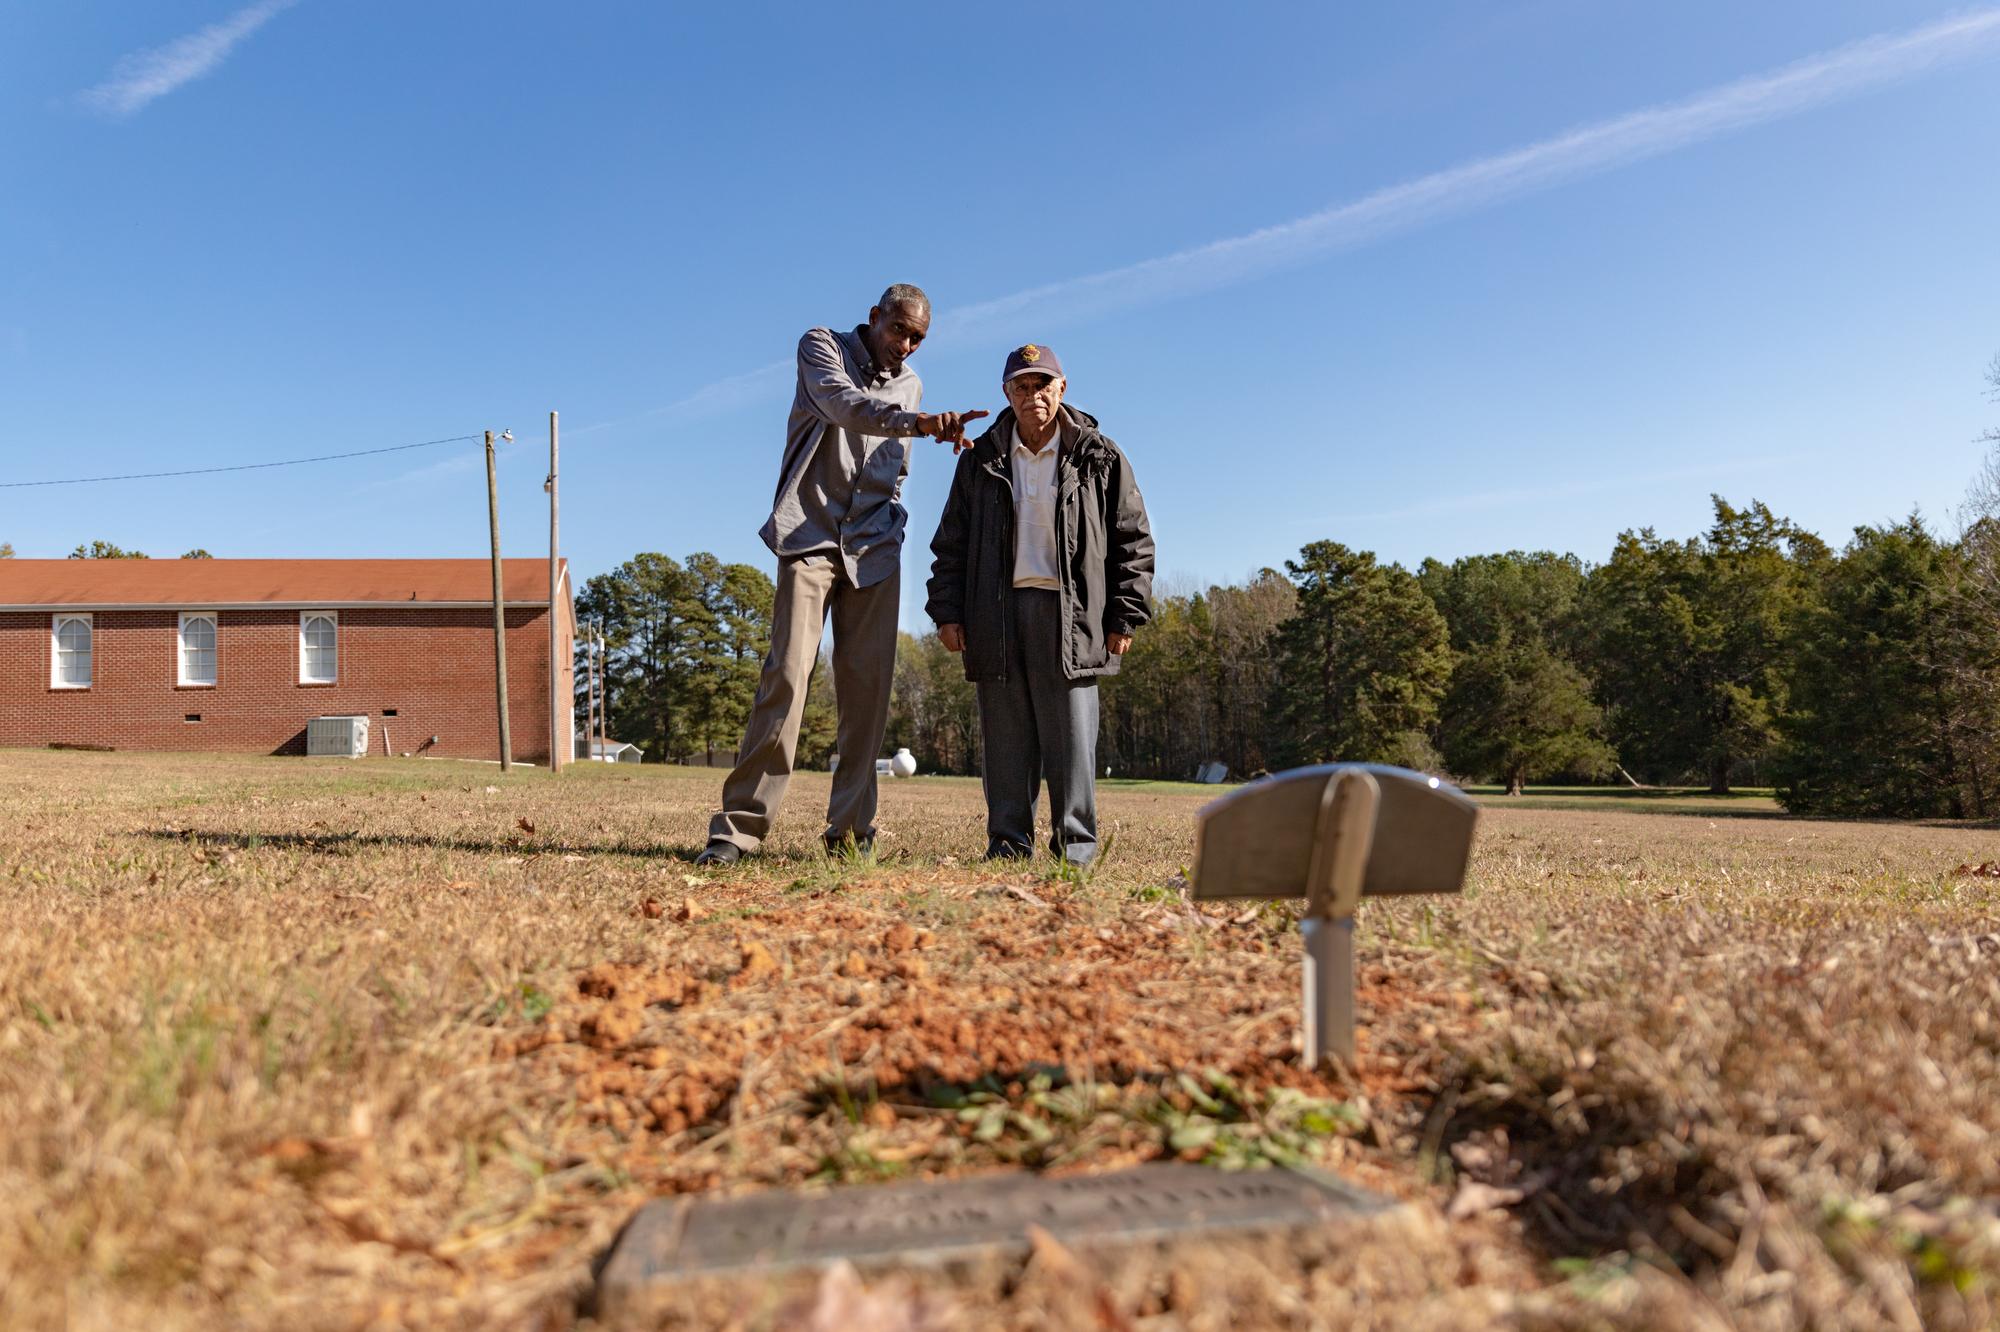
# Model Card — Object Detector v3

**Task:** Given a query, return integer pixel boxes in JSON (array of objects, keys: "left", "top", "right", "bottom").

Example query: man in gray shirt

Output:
[{"left": 698, "top": 284, "right": 985, "bottom": 865}]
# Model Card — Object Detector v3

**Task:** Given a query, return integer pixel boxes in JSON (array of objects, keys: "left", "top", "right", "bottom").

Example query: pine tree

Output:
[
  {"left": 1774, "top": 518, "right": 1983, "bottom": 817},
  {"left": 575, "top": 554, "right": 697, "bottom": 760},
  {"left": 1268, "top": 541, "right": 1452, "bottom": 768},
  {"left": 679, "top": 554, "right": 775, "bottom": 762},
  {"left": 1421, "top": 552, "right": 1612, "bottom": 793},
  {"left": 1581, "top": 497, "right": 1824, "bottom": 791}
]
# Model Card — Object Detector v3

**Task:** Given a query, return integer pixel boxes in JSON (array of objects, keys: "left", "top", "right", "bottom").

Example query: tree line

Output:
[
  {"left": 579, "top": 496, "right": 1997, "bottom": 820},
  {"left": 580, "top": 360, "right": 2000, "bottom": 818},
  {"left": 0, "top": 542, "right": 213, "bottom": 558}
]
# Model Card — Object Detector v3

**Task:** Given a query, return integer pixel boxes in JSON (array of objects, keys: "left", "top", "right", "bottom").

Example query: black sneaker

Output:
[
  {"left": 694, "top": 840, "right": 742, "bottom": 867},
  {"left": 985, "top": 842, "right": 1033, "bottom": 861}
]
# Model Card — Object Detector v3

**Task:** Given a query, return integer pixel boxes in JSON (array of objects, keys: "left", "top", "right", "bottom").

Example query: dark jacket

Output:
[{"left": 926, "top": 404, "right": 1155, "bottom": 683}]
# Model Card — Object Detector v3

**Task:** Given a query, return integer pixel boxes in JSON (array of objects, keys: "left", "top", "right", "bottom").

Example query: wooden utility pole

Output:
[
  {"left": 547, "top": 410, "right": 563, "bottom": 772},
  {"left": 586, "top": 618, "right": 599, "bottom": 761},
  {"left": 486, "top": 431, "right": 514, "bottom": 772}
]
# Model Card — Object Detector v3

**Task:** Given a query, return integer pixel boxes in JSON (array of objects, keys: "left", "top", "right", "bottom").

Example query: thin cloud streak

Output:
[
  {"left": 364, "top": 436, "right": 532, "bottom": 495},
  {"left": 568, "top": 359, "right": 792, "bottom": 439},
  {"left": 1327, "top": 454, "right": 1804, "bottom": 526},
  {"left": 621, "top": 8, "right": 2000, "bottom": 429},
  {"left": 941, "top": 8, "right": 2000, "bottom": 339},
  {"left": 81, "top": 0, "right": 299, "bottom": 118}
]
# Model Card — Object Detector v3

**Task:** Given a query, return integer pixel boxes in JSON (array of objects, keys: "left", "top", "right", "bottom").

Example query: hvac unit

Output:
[{"left": 307, "top": 714, "right": 371, "bottom": 758}]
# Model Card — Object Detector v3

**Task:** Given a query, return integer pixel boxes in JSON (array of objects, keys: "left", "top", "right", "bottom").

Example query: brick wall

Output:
[{"left": 0, "top": 606, "right": 571, "bottom": 764}]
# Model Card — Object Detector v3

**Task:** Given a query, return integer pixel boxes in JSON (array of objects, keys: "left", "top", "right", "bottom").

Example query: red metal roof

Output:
[{"left": 0, "top": 559, "right": 570, "bottom": 608}]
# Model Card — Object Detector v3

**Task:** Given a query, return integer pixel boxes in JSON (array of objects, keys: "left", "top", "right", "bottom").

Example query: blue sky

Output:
[{"left": 4, "top": 2, "right": 1997, "bottom": 629}]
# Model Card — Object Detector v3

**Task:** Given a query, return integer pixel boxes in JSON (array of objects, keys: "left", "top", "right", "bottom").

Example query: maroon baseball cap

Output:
[{"left": 1002, "top": 343, "right": 1064, "bottom": 383}]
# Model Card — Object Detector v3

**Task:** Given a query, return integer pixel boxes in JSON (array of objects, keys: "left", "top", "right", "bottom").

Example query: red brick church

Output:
[{"left": 0, "top": 560, "right": 574, "bottom": 764}]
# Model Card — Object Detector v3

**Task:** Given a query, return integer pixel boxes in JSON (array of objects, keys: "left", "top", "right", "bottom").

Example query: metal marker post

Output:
[
  {"left": 1300, "top": 768, "right": 1380, "bottom": 1067},
  {"left": 1190, "top": 762, "right": 1477, "bottom": 1074}
]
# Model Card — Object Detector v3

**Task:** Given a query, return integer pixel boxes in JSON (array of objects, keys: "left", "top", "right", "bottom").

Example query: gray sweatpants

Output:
[
  {"left": 708, "top": 554, "right": 898, "bottom": 852},
  {"left": 977, "top": 588, "right": 1099, "bottom": 863}
]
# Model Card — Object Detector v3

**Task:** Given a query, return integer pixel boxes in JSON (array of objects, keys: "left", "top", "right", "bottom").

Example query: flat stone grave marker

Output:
[{"left": 595, "top": 1163, "right": 1395, "bottom": 1315}]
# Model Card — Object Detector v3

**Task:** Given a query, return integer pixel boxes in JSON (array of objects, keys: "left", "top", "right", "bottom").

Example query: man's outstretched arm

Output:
[{"left": 797, "top": 329, "right": 985, "bottom": 447}]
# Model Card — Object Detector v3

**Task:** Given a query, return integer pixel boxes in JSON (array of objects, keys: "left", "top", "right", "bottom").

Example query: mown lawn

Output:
[{"left": 1, "top": 750, "right": 1996, "bottom": 1330}]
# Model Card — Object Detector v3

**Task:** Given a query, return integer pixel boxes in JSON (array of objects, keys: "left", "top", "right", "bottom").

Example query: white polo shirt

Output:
[{"left": 1011, "top": 424, "right": 1062, "bottom": 590}]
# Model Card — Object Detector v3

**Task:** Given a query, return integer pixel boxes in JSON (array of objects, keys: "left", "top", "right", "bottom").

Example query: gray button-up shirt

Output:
[{"left": 758, "top": 325, "right": 924, "bottom": 589}]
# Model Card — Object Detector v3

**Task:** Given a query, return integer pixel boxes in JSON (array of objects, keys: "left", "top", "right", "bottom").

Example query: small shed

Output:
[{"left": 578, "top": 737, "right": 644, "bottom": 764}]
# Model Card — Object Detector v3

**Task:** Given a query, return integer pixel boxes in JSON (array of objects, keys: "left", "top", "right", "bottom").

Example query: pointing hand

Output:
[{"left": 918, "top": 410, "right": 990, "bottom": 453}]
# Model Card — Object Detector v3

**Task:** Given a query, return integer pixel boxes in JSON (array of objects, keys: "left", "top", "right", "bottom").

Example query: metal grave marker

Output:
[
  {"left": 594, "top": 1162, "right": 1393, "bottom": 1315},
  {"left": 1192, "top": 764, "right": 1478, "bottom": 1067}
]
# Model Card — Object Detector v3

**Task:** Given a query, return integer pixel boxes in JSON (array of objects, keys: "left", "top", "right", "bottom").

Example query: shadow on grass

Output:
[
  {"left": 1474, "top": 798, "right": 1792, "bottom": 823},
  {"left": 140, "top": 827, "right": 711, "bottom": 863},
  {"left": 1474, "top": 795, "right": 2000, "bottom": 831},
  {"left": 1417, "top": 1055, "right": 1745, "bottom": 1282},
  {"left": 1478, "top": 784, "right": 1774, "bottom": 797}
]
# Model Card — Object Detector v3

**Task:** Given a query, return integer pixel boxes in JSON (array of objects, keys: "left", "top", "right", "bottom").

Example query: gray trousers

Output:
[
  {"left": 977, "top": 588, "right": 1099, "bottom": 863},
  {"left": 708, "top": 554, "right": 898, "bottom": 851}
]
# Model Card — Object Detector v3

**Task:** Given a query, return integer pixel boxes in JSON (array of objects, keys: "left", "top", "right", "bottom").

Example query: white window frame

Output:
[
  {"left": 51, "top": 613, "right": 93, "bottom": 689},
  {"left": 178, "top": 611, "right": 218, "bottom": 687},
  {"left": 299, "top": 610, "right": 338, "bottom": 684}
]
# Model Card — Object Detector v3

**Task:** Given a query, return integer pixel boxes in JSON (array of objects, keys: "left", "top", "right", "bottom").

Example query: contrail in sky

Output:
[
  {"left": 1325, "top": 453, "right": 1806, "bottom": 526},
  {"left": 586, "top": 7, "right": 2000, "bottom": 436},
  {"left": 80, "top": 0, "right": 299, "bottom": 119}
]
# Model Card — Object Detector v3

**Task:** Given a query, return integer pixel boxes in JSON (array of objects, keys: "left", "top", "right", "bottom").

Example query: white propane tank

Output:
[{"left": 890, "top": 747, "right": 918, "bottom": 778}]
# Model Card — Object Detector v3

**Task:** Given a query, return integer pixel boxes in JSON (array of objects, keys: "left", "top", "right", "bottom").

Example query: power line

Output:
[{"left": 0, "top": 434, "right": 482, "bottom": 489}]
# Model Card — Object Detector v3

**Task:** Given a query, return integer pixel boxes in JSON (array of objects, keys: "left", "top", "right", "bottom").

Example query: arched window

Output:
[
  {"left": 179, "top": 612, "right": 217, "bottom": 686},
  {"left": 52, "top": 614, "right": 92, "bottom": 688},
  {"left": 300, "top": 612, "right": 337, "bottom": 683}
]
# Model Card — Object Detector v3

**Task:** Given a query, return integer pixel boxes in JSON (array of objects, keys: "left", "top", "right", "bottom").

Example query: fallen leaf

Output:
[
  {"left": 517, "top": 817, "right": 537, "bottom": 834},
  {"left": 985, "top": 882, "right": 1049, "bottom": 909},
  {"left": 1025, "top": 1224, "right": 1090, "bottom": 1282},
  {"left": 786, "top": 1260, "right": 956, "bottom": 1332},
  {"left": 675, "top": 898, "right": 709, "bottom": 923},
  {"left": 735, "top": 940, "right": 778, "bottom": 983},
  {"left": 484, "top": 785, "right": 499, "bottom": 794},
  {"left": 1446, "top": 1179, "right": 1526, "bottom": 1221},
  {"left": 639, "top": 897, "right": 664, "bottom": 919}
]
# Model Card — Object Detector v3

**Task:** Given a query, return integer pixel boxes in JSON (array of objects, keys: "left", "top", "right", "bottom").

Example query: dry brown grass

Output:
[{"left": 1, "top": 750, "right": 1997, "bottom": 1330}]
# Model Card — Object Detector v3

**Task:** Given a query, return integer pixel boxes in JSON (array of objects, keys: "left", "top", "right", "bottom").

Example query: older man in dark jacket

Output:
[{"left": 927, "top": 344, "right": 1154, "bottom": 863}]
